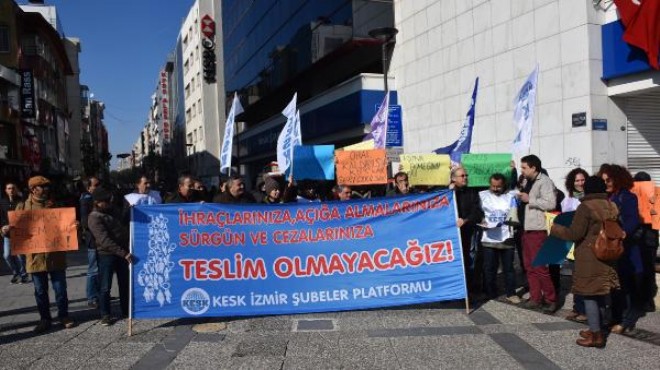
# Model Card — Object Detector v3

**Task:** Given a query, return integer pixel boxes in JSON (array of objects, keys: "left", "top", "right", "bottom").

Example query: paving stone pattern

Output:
[{"left": 1, "top": 252, "right": 659, "bottom": 369}]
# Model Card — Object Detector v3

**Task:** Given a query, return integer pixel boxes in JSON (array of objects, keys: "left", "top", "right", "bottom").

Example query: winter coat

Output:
[
  {"left": 610, "top": 189, "right": 644, "bottom": 281},
  {"left": 523, "top": 172, "right": 557, "bottom": 231},
  {"left": 213, "top": 191, "right": 256, "bottom": 204},
  {"left": 88, "top": 208, "right": 129, "bottom": 258},
  {"left": 15, "top": 196, "right": 67, "bottom": 273},
  {"left": 550, "top": 193, "right": 620, "bottom": 296}
]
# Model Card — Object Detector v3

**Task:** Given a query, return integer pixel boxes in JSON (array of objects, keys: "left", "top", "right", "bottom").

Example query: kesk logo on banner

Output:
[
  {"left": 512, "top": 66, "right": 539, "bottom": 154},
  {"left": 131, "top": 192, "right": 467, "bottom": 318}
]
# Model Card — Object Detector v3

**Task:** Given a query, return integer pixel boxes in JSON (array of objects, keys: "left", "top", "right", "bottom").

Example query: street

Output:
[{"left": 1, "top": 251, "right": 659, "bottom": 370}]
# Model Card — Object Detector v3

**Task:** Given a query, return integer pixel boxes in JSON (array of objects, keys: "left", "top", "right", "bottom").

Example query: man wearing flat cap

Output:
[
  {"left": 87, "top": 186, "right": 132, "bottom": 326},
  {"left": 1, "top": 176, "right": 75, "bottom": 333}
]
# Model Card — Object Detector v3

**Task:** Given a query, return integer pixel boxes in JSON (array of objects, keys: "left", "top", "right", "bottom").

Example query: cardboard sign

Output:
[
  {"left": 400, "top": 154, "right": 451, "bottom": 186},
  {"left": 631, "top": 181, "right": 655, "bottom": 224},
  {"left": 461, "top": 153, "right": 512, "bottom": 188},
  {"left": 293, "top": 145, "right": 335, "bottom": 180},
  {"left": 653, "top": 187, "right": 660, "bottom": 231},
  {"left": 335, "top": 149, "right": 388, "bottom": 185},
  {"left": 8, "top": 208, "right": 79, "bottom": 255}
]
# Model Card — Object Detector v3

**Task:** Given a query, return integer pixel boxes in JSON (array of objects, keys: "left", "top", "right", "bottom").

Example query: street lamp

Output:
[{"left": 368, "top": 27, "right": 398, "bottom": 92}]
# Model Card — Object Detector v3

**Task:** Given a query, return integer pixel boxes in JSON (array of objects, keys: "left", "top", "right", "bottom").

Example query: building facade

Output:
[
  {"left": 179, "top": 0, "right": 225, "bottom": 187},
  {"left": 391, "top": 0, "right": 660, "bottom": 188},
  {"left": 223, "top": 0, "right": 395, "bottom": 185}
]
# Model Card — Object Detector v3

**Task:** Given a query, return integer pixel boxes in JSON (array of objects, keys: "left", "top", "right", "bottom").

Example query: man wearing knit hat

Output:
[{"left": 1, "top": 175, "right": 76, "bottom": 333}]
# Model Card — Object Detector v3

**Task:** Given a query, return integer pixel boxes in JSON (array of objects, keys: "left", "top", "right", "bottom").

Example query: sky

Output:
[{"left": 23, "top": 0, "right": 196, "bottom": 169}]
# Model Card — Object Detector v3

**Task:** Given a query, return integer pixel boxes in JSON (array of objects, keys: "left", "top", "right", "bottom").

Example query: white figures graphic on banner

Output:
[{"left": 137, "top": 214, "right": 177, "bottom": 306}]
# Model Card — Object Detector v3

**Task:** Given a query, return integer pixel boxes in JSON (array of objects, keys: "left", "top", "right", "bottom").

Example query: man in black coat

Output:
[
  {"left": 213, "top": 175, "right": 256, "bottom": 204},
  {"left": 451, "top": 166, "right": 484, "bottom": 297}
]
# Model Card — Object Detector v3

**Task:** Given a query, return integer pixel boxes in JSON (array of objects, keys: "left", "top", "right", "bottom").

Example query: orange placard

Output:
[
  {"left": 335, "top": 149, "right": 388, "bottom": 185},
  {"left": 8, "top": 208, "right": 79, "bottom": 255},
  {"left": 631, "top": 181, "right": 655, "bottom": 224},
  {"left": 653, "top": 187, "right": 660, "bottom": 230}
]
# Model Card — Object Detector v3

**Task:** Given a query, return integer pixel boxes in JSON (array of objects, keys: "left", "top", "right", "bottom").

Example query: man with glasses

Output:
[
  {"left": 1, "top": 176, "right": 75, "bottom": 332},
  {"left": 451, "top": 166, "right": 484, "bottom": 299},
  {"left": 0, "top": 181, "right": 29, "bottom": 284}
]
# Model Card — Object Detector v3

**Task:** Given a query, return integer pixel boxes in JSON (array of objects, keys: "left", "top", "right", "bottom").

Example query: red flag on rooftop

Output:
[{"left": 613, "top": 0, "right": 660, "bottom": 69}]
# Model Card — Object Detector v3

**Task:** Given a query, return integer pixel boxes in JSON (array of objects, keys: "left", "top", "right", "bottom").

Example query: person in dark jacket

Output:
[
  {"left": 213, "top": 175, "right": 256, "bottom": 204},
  {"left": 600, "top": 164, "right": 644, "bottom": 334},
  {"left": 386, "top": 172, "right": 411, "bottom": 196},
  {"left": 1, "top": 181, "right": 28, "bottom": 284},
  {"left": 450, "top": 166, "right": 484, "bottom": 296},
  {"left": 166, "top": 175, "right": 201, "bottom": 203},
  {"left": 88, "top": 187, "right": 133, "bottom": 326},
  {"left": 79, "top": 176, "right": 100, "bottom": 308},
  {"left": 551, "top": 176, "right": 620, "bottom": 348}
]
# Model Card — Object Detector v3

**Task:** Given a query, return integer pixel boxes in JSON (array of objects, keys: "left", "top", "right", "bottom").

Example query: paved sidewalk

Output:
[{"left": 1, "top": 253, "right": 659, "bottom": 369}]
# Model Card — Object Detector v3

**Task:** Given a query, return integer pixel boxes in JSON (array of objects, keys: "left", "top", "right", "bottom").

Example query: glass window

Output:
[
  {"left": 0, "top": 25, "right": 10, "bottom": 53},
  {"left": 197, "top": 99, "right": 202, "bottom": 114}
]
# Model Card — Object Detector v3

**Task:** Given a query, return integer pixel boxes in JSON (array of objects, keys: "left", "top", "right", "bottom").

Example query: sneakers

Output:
[
  {"left": 505, "top": 295, "right": 522, "bottom": 304},
  {"left": 33, "top": 320, "right": 52, "bottom": 333},
  {"left": 521, "top": 299, "right": 543, "bottom": 310},
  {"left": 87, "top": 301, "right": 99, "bottom": 309},
  {"left": 60, "top": 317, "right": 76, "bottom": 329},
  {"left": 543, "top": 303, "right": 558, "bottom": 313},
  {"left": 100, "top": 316, "right": 114, "bottom": 326},
  {"left": 20, "top": 275, "right": 31, "bottom": 284},
  {"left": 10, "top": 275, "right": 19, "bottom": 284}
]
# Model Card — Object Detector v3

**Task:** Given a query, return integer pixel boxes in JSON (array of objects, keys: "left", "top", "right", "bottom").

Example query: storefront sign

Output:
[
  {"left": 160, "top": 70, "right": 170, "bottom": 142},
  {"left": 201, "top": 15, "right": 216, "bottom": 84},
  {"left": 20, "top": 70, "right": 35, "bottom": 118}
]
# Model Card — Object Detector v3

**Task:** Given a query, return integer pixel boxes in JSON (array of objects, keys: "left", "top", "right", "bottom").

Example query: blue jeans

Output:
[
  {"left": 87, "top": 249, "right": 99, "bottom": 303},
  {"left": 32, "top": 270, "right": 69, "bottom": 321},
  {"left": 3, "top": 237, "right": 27, "bottom": 278},
  {"left": 98, "top": 254, "right": 129, "bottom": 317},
  {"left": 483, "top": 245, "right": 516, "bottom": 297}
]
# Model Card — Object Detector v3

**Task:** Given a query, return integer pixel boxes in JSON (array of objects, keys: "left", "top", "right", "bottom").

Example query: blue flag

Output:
[{"left": 434, "top": 78, "right": 479, "bottom": 164}]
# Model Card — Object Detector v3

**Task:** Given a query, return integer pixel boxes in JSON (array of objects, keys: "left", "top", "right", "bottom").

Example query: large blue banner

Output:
[{"left": 131, "top": 191, "right": 466, "bottom": 319}]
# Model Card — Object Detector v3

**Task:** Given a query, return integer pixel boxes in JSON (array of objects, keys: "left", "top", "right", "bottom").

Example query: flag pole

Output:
[{"left": 128, "top": 207, "right": 134, "bottom": 337}]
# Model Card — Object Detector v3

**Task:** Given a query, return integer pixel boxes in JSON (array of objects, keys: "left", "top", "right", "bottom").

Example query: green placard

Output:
[{"left": 461, "top": 153, "right": 512, "bottom": 187}]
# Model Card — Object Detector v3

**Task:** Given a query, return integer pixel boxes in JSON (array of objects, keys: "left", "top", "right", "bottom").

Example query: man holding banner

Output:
[
  {"left": 450, "top": 167, "right": 484, "bottom": 297},
  {"left": 518, "top": 155, "right": 558, "bottom": 313}
]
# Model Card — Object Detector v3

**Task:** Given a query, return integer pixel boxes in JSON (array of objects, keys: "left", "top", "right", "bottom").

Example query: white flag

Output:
[
  {"left": 512, "top": 65, "right": 539, "bottom": 154},
  {"left": 277, "top": 93, "right": 300, "bottom": 175},
  {"left": 220, "top": 93, "right": 243, "bottom": 174}
]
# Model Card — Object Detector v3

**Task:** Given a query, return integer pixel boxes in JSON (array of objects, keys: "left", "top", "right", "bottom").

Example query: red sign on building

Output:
[{"left": 201, "top": 15, "right": 215, "bottom": 39}]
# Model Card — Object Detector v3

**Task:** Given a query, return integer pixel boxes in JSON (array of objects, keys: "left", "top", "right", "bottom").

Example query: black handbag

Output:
[{"left": 632, "top": 225, "right": 659, "bottom": 248}]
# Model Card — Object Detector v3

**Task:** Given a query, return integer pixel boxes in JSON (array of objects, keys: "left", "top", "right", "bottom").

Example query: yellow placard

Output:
[
  {"left": 8, "top": 208, "right": 79, "bottom": 255},
  {"left": 341, "top": 139, "right": 375, "bottom": 151},
  {"left": 400, "top": 153, "right": 451, "bottom": 186}
]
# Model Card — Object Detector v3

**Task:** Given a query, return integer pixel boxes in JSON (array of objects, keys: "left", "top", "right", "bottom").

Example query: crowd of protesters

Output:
[{"left": 0, "top": 156, "right": 658, "bottom": 348}]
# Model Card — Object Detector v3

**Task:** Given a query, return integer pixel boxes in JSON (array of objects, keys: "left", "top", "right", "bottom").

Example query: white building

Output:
[
  {"left": 391, "top": 1, "right": 660, "bottom": 188},
  {"left": 179, "top": 0, "right": 225, "bottom": 187}
]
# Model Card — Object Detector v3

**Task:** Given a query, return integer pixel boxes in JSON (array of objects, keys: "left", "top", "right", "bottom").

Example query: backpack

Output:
[{"left": 586, "top": 201, "right": 625, "bottom": 262}]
